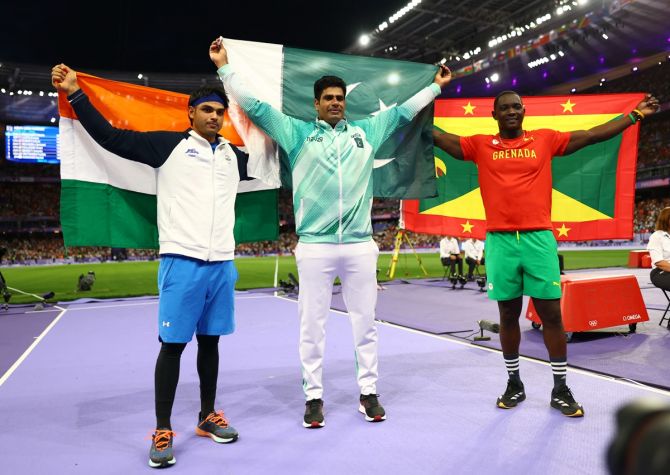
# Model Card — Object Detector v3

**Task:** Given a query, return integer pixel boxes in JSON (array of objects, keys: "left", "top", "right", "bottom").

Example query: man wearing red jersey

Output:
[{"left": 433, "top": 90, "right": 659, "bottom": 417}]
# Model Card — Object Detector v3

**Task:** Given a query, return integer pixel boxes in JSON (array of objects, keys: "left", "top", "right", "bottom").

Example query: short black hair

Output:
[
  {"left": 314, "top": 76, "right": 347, "bottom": 100},
  {"left": 188, "top": 85, "right": 229, "bottom": 109},
  {"left": 493, "top": 90, "right": 522, "bottom": 110}
]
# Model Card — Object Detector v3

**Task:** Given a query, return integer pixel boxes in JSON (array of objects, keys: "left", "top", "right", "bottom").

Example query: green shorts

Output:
[{"left": 485, "top": 230, "right": 562, "bottom": 301}]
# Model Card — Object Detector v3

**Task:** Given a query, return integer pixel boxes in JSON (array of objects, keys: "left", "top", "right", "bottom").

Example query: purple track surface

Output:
[
  {"left": 0, "top": 305, "right": 61, "bottom": 376},
  {"left": 331, "top": 267, "right": 670, "bottom": 390},
  {"left": 1, "top": 283, "right": 669, "bottom": 474}
]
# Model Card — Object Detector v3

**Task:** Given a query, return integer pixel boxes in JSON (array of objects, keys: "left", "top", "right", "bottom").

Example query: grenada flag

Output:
[
  {"left": 58, "top": 73, "right": 279, "bottom": 249},
  {"left": 402, "top": 93, "right": 644, "bottom": 241}
]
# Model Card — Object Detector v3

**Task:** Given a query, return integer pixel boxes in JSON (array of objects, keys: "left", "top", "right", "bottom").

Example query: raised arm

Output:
[
  {"left": 51, "top": 64, "right": 179, "bottom": 167},
  {"left": 209, "top": 38, "right": 301, "bottom": 152},
  {"left": 432, "top": 129, "right": 464, "bottom": 160},
  {"left": 360, "top": 65, "right": 452, "bottom": 150},
  {"left": 562, "top": 94, "right": 660, "bottom": 155}
]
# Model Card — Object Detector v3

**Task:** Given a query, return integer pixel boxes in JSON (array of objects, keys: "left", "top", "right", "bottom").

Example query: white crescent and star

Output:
[{"left": 345, "top": 83, "right": 400, "bottom": 169}]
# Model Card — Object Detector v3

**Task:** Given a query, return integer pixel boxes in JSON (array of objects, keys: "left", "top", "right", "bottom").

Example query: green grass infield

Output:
[{"left": 0, "top": 249, "right": 635, "bottom": 304}]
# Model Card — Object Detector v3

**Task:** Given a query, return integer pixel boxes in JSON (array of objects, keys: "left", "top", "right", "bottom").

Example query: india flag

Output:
[
  {"left": 402, "top": 93, "right": 644, "bottom": 241},
  {"left": 58, "top": 73, "right": 278, "bottom": 249},
  {"left": 221, "top": 37, "right": 439, "bottom": 198}
]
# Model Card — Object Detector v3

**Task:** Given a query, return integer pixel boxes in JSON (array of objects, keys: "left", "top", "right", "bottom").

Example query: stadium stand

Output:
[{"left": 1, "top": 49, "right": 669, "bottom": 264}]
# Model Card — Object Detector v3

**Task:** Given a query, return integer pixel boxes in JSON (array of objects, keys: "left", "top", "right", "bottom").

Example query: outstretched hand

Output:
[
  {"left": 433, "top": 65, "right": 452, "bottom": 89},
  {"left": 637, "top": 94, "right": 660, "bottom": 117},
  {"left": 209, "top": 37, "right": 228, "bottom": 69},
  {"left": 51, "top": 63, "right": 80, "bottom": 95}
]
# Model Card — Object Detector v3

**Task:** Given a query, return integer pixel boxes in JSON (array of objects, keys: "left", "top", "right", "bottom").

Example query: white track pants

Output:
[{"left": 295, "top": 240, "right": 380, "bottom": 400}]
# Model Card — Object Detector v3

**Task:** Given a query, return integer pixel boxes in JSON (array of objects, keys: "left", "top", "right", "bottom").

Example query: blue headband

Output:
[{"left": 189, "top": 94, "right": 226, "bottom": 107}]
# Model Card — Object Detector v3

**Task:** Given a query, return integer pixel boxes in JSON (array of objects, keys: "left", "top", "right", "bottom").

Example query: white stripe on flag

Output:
[
  {"left": 221, "top": 38, "right": 283, "bottom": 108},
  {"left": 59, "top": 117, "right": 156, "bottom": 195},
  {"left": 222, "top": 38, "right": 283, "bottom": 188},
  {"left": 61, "top": 118, "right": 273, "bottom": 194}
]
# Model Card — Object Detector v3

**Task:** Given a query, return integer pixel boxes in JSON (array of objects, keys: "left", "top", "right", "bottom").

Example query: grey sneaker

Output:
[
  {"left": 303, "top": 398, "right": 325, "bottom": 428},
  {"left": 148, "top": 429, "right": 176, "bottom": 468},
  {"left": 359, "top": 394, "right": 386, "bottom": 422},
  {"left": 196, "top": 411, "right": 239, "bottom": 443}
]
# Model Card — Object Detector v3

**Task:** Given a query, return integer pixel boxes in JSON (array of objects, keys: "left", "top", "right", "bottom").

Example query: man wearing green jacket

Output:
[{"left": 210, "top": 38, "right": 451, "bottom": 428}]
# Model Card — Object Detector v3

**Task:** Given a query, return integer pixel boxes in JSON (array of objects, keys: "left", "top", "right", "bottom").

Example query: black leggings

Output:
[
  {"left": 441, "top": 256, "right": 463, "bottom": 276},
  {"left": 650, "top": 268, "right": 670, "bottom": 291},
  {"left": 465, "top": 257, "right": 485, "bottom": 277},
  {"left": 154, "top": 334, "right": 220, "bottom": 429}
]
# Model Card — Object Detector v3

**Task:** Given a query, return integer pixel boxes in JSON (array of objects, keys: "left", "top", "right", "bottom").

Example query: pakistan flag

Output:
[{"left": 221, "top": 37, "right": 439, "bottom": 199}]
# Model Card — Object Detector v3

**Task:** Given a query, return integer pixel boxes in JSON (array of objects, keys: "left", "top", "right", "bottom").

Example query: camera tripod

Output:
[{"left": 386, "top": 228, "right": 429, "bottom": 280}]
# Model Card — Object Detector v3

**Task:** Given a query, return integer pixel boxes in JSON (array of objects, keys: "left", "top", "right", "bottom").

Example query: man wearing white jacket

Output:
[{"left": 52, "top": 64, "right": 248, "bottom": 469}]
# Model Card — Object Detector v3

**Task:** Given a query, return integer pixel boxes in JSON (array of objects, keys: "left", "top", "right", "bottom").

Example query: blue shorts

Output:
[{"left": 157, "top": 255, "right": 238, "bottom": 343}]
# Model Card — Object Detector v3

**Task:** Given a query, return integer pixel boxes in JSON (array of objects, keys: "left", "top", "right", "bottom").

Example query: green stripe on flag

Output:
[
  {"left": 552, "top": 130, "right": 621, "bottom": 217},
  {"left": 60, "top": 180, "right": 158, "bottom": 249},
  {"left": 419, "top": 146, "right": 480, "bottom": 212},
  {"left": 61, "top": 180, "right": 278, "bottom": 249},
  {"left": 233, "top": 189, "right": 279, "bottom": 243}
]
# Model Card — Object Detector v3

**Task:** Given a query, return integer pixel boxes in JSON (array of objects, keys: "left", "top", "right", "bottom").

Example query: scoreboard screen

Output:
[{"left": 5, "top": 125, "right": 59, "bottom": 164}]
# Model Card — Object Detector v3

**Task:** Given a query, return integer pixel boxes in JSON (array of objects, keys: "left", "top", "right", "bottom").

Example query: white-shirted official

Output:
[
  {"left": 463, "top": 238, "right": 485, "bottom": 280},
  {"left": 647, "top": 207, "right": 670, "bottom": 292},
  {"left": 439, "top": 236, "right": 463, "bottom": 276}
]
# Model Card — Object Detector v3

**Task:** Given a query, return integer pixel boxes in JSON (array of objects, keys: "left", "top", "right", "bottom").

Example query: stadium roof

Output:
[{"left": 1, "top": 0, "right": 668, "bottom": 125}]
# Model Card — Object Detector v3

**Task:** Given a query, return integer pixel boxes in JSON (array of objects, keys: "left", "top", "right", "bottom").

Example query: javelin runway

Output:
[
  {"left": 1, "top": 292, "right": 669, "bottom": 474},
  {"left": 331, "top": 267, "right": 670, "bottom": 390}
]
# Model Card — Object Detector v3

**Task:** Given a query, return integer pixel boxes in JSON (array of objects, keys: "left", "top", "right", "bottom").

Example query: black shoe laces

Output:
[{"left": 554, "top": 387, "right": 575, "bottom": 403}]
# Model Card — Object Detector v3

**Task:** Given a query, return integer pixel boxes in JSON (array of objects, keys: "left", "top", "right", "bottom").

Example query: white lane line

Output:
[
  {"left": 272, "top": 295, "right": 670, "bottom": 396},
  {"left": 63, "top": 294, "right": 274, "bottom": 311},
  {"left": 236, "top": 294, "right": 279, "bottom": 300},
  {"left": 25, "top": 305, "right": 67, "bottom": 314},
  {"left": 65, "top": 301, "right": 159, "bottom": 311},
  {"left": 0, "top": 307, "right": 69, "bottom": 388},
  {"left": 0, "top": 294, "right": 276, "bottom": 383}
]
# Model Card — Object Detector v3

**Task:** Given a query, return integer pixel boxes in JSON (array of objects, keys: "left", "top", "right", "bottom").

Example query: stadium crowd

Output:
[
  {"left": 634, "top": 197, "right": 670, "bottom": 235},
  {"left": 583, "top": 60, "right": 670, "bottom": 106},
  {"left": 0, "top": 183, "right": 60, "bottom": 218},
  {"left": 1, "top": 195, "right": 667, "bottom": 265},
  {"left": 1, "top": 63, "right": 668, "bottom": 265},
  {"left": 583, "top": 60, "right": 670, "bottom": 169}
]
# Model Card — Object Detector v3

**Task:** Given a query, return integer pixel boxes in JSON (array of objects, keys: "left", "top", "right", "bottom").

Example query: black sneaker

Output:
[
  {"left": 359, "top": 394, "right": 386, "bottom": 422},
  {"left": 148, "top": 429, "right": 176, "bottom": 468},
  {"left": 496, "top": 380, "right": 526, "bottom": 409},
  {"left": 550, "top": 386, "right": 584, "bottom": 417},
  {"left": 196, "top": 410, "right": 239, "bottom": 443},
  {"left": 303, "top": 399, "right": 325, "bottom": 428}
]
